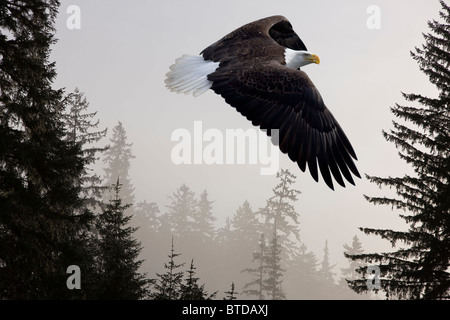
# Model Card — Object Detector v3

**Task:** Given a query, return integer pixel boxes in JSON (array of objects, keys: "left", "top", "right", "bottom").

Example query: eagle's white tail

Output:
[{"left": 165, "top": 55, "right": 220, "bottom": 97}]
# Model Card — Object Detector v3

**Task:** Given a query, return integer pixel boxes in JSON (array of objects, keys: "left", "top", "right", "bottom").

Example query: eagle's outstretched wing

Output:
[
  {"left": 166, "top": 15, "right": 360, "bottom": 189},
  {"left": 207, "top": 60, "right": 360, "bottom": 190}
]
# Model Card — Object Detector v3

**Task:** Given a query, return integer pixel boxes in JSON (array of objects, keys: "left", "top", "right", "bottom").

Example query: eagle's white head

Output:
[{"left": 284, "top": 49, "right": 320, "bottom": 70}]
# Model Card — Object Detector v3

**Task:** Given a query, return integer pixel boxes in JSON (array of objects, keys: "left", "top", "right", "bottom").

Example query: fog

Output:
[{"left": 51, "top": 0, "right": 442, "bottom": 299}]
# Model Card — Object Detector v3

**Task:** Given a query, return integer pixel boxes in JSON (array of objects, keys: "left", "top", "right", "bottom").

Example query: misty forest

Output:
[{"left": 0, "top": 1, "right": 449, "bottom": 300}]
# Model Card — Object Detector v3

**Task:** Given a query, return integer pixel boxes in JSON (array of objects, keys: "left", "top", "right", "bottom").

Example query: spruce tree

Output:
[
  {"left": 0, "top": 0, "right": 94, "bottom": 299},
  {"left": 165, "top": 184, "right": 197, "bottom": 240},
  {"left": 231, "top": 200, "right": 262, "bottom": 245},
  {"left": 192, "top": 190, "right": 216, "bottom": 242},
  {"left": 63, "top": 87, "right": 108, "bottom": 211},
  {"left": 349, "top": 1, "right": 450, "bottom": 300},
  {"left": 341, "top": 235, "right": 365, "bottom": 283},
  {"left": 258, "top": 169, "right": 301, "bottom": 260},
  {"left": 242, "top": 233, "right": 268, "bottom": 300},
  {"left": 223, "top": 282, "right": 238, "bottom": 300},
  {"left": 102, "top": 121, "right": 135, "bottom": 207},
  {"left": 318, "top": 240, "right": 336, "bottom": 285},
  {"left": 284, "top": 243, "right": 320, "bottom": 299},
  {"left": 133, "top": 200, "right": 161, "bottom": 232},
  {"left": 216, "top": 216, "right": 232, "bottom": 245},
  {"left": 264, "top": 231, "right": 286, "bottom": 300},
  {"left": 96, "top": 178, "right": 149, "bottom": 299},
  {"left": 339, "top": 235, "right": 368, "bottom": 299},
  {"left": 179, "top": 259, "right": 216, "bottom": 300},
  {"left": 317, "top": 240, "right": 339, "bottom": 298},
  {"left": 151, "top": 237, "right": 185, "bottom": 300}
]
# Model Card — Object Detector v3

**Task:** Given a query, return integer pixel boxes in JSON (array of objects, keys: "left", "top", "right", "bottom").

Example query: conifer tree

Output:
[
  {"left": 242, "top": 233, "right": 268, "bottom": 300},
  {"left": 103, "top": 121, "right": 135, "bottom": 206},
  {"left": 223, "top": 282, "right": 238, "bottom": 300},
  {"left": 341, "top": 235, "right": 365, "bottom": 282},
  {"left": 192, "top": 190, "right": 216, "bottom": 242},
  {"left": 63, "top": 87, "right": 108, "bottom": 211},
  {"left": 151, "top": 237, "right": 185, "bottom": 300},
  {"left": 339, "top": 235, "right": 368, "bottom": 299},
  {"left": 0, "top": 0, "right": 94, "bottom": 299},
  {"left": 317, "top": 240, "right": 339, "bottom": 298},
  {"left": 318, "top": 240, "right": 336, "bottom": 285},
  {"left": 179, "top": 259, "right": 217, "bottom": 300},
  {"left": 264, "top": 231, "right": 286, "bottom": 300},
  {"left": 96, "top": 179, "right": 150, "bottom": 299},
  {"left": 165, "top": 184, "right": 197, "bottom": 239},
  {"left": 349, "top": 1, "right": 450, "bottom": 299},
  {"left": 259, "top": 169, "right": 301, "bottom": 260},
  {"left": 284, "top": 243, "right": 320, "bottom": 299},
  {"left": 231, "top": 200, "right": 262, "bottom": 245},
  {"left": 216, "top": 217, "right": 232, "bottom": 245},
  {"left": 133, "top": 200, "right": 161, "bottom": 232}
]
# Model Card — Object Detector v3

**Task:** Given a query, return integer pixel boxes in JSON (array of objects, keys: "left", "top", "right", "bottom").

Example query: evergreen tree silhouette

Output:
[
  {"left": 284, "top": 243, "right": 320, "bottom": 299},
  {"left": 0, "top": 0, "right": 94, "bottom": 299},
  {"left": 342, "top": 235, "right": 365, "bottom": 283},
  {"left": 133, "top": 200, "right": 161, "bottom": 232},
  {"left": 318, "top": 240, "right": 336, "bottom": 285},
  {"left": 192, "top": 190, "right": 216, "bottom": 242},
  {"left": 242, "top": 231, "right": 286, "bottom": 300},
  {"left": 103, "top": 121, "right": 135, "bottom": 207},
  {"left": 242, "top": 233, "right": 268, "bottom": 300},
  {"left": 339, "top": 235, "right": 369, "bottom": 299},
  {"left": 151, "top": 237, "right": 185, "bottom": 300},
  {"left": 264, "top": 231, "right": 286, "bottom": 300},
  {"left": 216, "top": 216, "right": 232, "bottom": 245},
  {"left": 63, "top": 87, "right": 108, "bottom": 211},
  {"left": 223, "top": 282, "right": 239, "bottom": 300},
  {"left": 349, "top": 1, "right": 450, "bottom": 299},
  {"left": 96, "top": 179, "right": 150, "bottom": 299},
  {"left": 258, "top": 169, "right": 301, "bottom": 260},
  {"left": 165, "top": 184, "right": 197, "bottom": 240},
  {"left": 231, "top": 200, "right": 262, "bottom": 245},
  {"left": 179, "top": 259, "right": 217, "bottom": 300},
  {"left": 317, "top": 240, "right": 339, "bottom": 299}
]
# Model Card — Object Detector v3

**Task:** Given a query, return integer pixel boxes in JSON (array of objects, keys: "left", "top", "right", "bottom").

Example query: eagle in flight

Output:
[{"left": 165, "top": 15, "right": 360, "bottom": 190}]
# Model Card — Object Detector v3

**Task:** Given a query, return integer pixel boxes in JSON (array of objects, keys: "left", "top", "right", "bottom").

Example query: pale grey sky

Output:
[{"left": 52, "top": 0, "right": 442, "bottom": 271}]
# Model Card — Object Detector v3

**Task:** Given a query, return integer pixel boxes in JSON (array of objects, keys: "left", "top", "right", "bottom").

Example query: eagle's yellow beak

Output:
[{"left": 307, "top": 54, "right": 320, "bottom": 65}]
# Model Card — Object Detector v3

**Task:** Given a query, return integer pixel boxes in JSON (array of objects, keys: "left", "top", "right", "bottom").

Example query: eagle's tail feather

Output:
[{"left": 165, "top": 55, "right": 219, "bottom": 97}]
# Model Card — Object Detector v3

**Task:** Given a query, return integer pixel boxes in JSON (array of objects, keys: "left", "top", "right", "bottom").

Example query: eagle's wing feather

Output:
[{"left": 207, "top": 61, "right": 360, "bottom": 190}]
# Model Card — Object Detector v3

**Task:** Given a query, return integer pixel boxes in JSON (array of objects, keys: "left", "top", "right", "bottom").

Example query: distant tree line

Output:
[{"left": 132, "top": 168, "right": 371, "bottom": 300}]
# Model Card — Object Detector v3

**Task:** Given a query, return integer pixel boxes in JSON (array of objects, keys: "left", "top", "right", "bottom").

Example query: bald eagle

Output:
[{"left": 165, "top": 15, "right": 360, "bottom": 190}]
